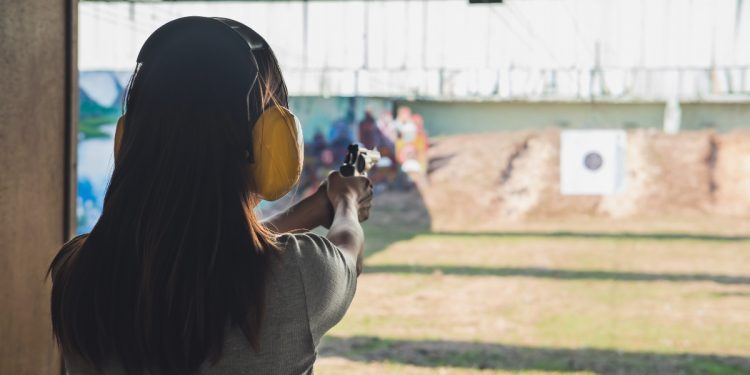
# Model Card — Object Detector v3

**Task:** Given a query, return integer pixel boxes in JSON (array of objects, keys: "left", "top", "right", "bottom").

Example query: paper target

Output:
[{"left": 560, "top": 130, "right": 627, "bottom": 195}]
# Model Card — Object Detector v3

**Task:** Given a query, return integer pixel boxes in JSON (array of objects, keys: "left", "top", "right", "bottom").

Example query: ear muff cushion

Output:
[
  {"left": 114, "top": 115, "right": 126, "bottom": 162},
  {"left": 251, "top": 106, "right": 304, "bottom": 201}
]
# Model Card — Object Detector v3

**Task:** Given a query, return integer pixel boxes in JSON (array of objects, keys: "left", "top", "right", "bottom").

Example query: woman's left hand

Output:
[{"left": 319, "top": 173, "right": 373, "bottom": 225}]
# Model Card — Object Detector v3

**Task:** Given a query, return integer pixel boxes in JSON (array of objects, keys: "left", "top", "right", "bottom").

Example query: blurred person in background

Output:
[
  {"left": 410, "top": 112, "right": 430, "bottom": 187},
  {"left": 377, "top": 109, "right": 398, "bottom": 144},
  {"left": 328, "top": 108, "right": 356, "bottom": 165},
  {"left": 374, "top": 110, "right": 400, "bottom": 188},
  {"left": 394, "top": 105, "right": 426, "bottom": 189},
  {"left": 357, "top": 109, "right": 380, "bottom": 150},
  {"left": 48, "top": 17, "right": 372, "bottom": 375}
]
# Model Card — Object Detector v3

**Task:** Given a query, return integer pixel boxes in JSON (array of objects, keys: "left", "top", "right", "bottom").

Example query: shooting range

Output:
[{"left": 2, "top": 0, "right": 750, "bottom": 374}]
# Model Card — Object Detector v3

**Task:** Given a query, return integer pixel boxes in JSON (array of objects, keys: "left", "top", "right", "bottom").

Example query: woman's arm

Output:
[
  {"left": 325, "top": 172, "right": 372, "bottom": 276},
  {"left": 265, "top": 172, "right": 372, "bottom": 275},
  {"left": 262, "top": 187, "right": 333, "bottom": 233},
  {"left": 327, "top": 195, "right": 365, "bottom": 275},
  {"left": 264, "top": 174, "right": 373, "bottom": 235}
]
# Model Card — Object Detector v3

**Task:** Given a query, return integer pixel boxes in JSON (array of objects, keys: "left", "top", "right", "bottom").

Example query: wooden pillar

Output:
[{"left": 0, "top": 0, "right": 77, "bottom": 373}]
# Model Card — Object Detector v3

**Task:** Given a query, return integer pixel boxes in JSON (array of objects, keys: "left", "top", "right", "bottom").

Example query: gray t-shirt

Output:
[{"left": 64, "top": 232, "right": 358, "bottom": 375}]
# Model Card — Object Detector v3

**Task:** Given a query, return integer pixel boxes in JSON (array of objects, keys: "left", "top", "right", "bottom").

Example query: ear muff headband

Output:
[{"left": 121, "top": 16, "right": 304, "bottom": 201}]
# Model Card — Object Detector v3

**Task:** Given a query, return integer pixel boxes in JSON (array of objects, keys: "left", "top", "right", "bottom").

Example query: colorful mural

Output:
[
  {"left": 77, "top": 71, "right": 129, "bottom": 233},
  {"left": 77, "top": 71, "right": 430, "bottom": 233}
]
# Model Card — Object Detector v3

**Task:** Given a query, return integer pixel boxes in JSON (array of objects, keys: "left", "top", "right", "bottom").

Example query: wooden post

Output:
[{"left": 0, "top": 0, "right": 77, "bottom": 373}]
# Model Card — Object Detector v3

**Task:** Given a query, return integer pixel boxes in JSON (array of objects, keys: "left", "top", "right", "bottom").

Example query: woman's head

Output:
[
  {"left": 118, "top": 17, "right": 290, "bottom": 194},
  {"left": 117, "top": 17, "right": 302, "bottom": 202},
  {"left": 51, "top": 17, "right": 289, "bottom": 374}
]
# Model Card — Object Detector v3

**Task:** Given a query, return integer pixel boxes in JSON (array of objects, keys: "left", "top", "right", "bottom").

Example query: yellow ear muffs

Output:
[
  {"left": 250, "top": 106, "right": 304, "bottom": 201},
  {"left": 114, "top": 115, "right": 126, "bottom": 164},
  {"left": 114, "top": 109, "right": 303, "bottom": 201}
]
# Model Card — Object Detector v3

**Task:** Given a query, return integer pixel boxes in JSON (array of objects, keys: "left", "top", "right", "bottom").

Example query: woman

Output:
[{"left": 49, "top": 17, "right": 372, "bottom": 374}]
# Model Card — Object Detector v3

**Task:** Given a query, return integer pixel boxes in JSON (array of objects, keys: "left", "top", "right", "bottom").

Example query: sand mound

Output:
[
  {"left": 714, "top": 131, "right": 750, "bottom": 216},
  {"left": 419, "top": 129, "right": 750, "bottom": 232}
]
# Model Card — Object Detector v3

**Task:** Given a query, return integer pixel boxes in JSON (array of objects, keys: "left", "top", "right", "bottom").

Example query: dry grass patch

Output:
[{"left": 316, "top": 232, "right": 750, "bottom": 374}]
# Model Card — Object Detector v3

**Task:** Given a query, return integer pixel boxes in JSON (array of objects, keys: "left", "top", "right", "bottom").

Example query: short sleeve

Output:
[{"left": 282, "top": 233, "right": 358, "bottom": 346}]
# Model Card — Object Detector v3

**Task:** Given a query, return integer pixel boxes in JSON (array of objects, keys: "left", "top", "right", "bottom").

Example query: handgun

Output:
[{"left": 340, "top": 144, "right": 381, "bottom": 177}]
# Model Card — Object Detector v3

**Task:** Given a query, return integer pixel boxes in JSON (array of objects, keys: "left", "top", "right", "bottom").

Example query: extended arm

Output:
[
  {"left": 264, "top": 172, "right": 372, "bottom": 276},
  {"left": 326, "top": 195, "right": 365, "bottom": 275},
  {"left": 324, "top": 172, "right": 371, "bottom": 276},
  {"left": 262, "top": 187, "right": 333, "bottom": 233}
]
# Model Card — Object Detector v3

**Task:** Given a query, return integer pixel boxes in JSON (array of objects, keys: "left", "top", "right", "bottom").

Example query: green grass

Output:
[
  {"left": 316, "top": 230, "right": 750, "bottom": 374},
  {"left": 79, "top": 115, "right": 119, "bottom": 140},
  {"left": 361, "top": 223, "right": 422, "bottom": 258}
]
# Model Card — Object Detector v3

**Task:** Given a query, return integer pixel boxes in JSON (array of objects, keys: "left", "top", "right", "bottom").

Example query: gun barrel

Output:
[{"left": 340, "top": 144, "right": 380, "bottom": 176}]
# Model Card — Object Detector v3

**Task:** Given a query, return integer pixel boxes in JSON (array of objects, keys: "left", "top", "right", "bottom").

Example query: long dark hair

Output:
[{"left": 49, "top": 18, "right": 289, "bottom": 374}]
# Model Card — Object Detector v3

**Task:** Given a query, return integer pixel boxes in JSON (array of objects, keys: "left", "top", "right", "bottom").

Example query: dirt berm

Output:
[{"left": 419, "top": 129, "right": 750, "bottom": 233}]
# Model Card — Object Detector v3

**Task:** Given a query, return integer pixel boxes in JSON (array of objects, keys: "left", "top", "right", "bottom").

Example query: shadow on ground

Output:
[
  {"left": 364, "top": 265, "right": 750, "bottom": 285},
  {"left": 431, "top": 231, "right": 750, "bottom": 242},
  {"left": 361, "top": 227, "right": 750, "bottom": 261},
  {"left": 319, "top": 336, "right": 750, "bottom": 375},
  {"left": 362, "top": 190, "right": 432, "bottom": 258}
]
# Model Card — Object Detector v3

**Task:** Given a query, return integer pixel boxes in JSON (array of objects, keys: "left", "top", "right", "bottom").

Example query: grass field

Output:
[{"left": 314, "top": 223, "right": 750, "bottom": 375}]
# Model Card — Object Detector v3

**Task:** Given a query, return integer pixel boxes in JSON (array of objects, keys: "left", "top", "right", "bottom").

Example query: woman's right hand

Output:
[{"left": 325, "top": 171, "right": 373, "bottom": 223}]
